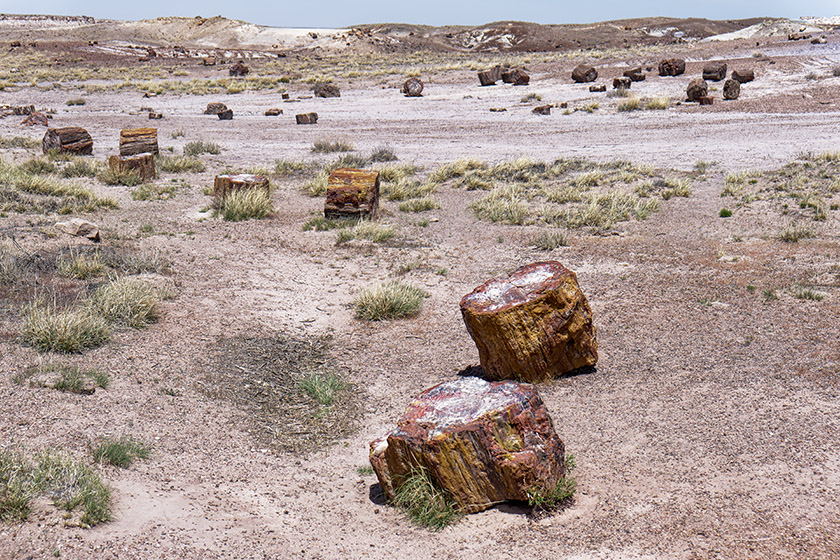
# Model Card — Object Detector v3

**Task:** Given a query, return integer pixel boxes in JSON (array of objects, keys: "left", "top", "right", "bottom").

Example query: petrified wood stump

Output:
[
  {"left": 324, "top": 168, "right": 379, "bottom": 218},
  {"left": 369, "top": 377, "right": 566, "bottom": 514},
  {"left": 702, "top": 62, "right": 727, "bottom": 82},
  {"left": 571, "top": 64, "right": 597, "bottom": 83},
  {"left": 402, "top": 77, "right": 424, "bottom": 97},
  {"left": 731, "top": 69, "right": 755, "bottom": 83},
  {"left": 42, "top": 127, "right": 92, "bottom": 155},
  {"left": 204, "top": 102, "right": 228, "bottom": 115},
  {"left": 296, "top": 112, "right": 318, "bottom": 124},
  {"left": 108, "top": 153, "right": 156, "bottom": 181},
  {"left": 723, "top": 79, "right": 741, "bottom": 100},
  {"left": 119, "top": 127, "right": 158, "bottom": 156},
  {"left": 460, "top": 261, "right": 598, "bottom": 382},
  {"left": 658, "top": 58, "right": 685, "bottom": 76},
  {"left": 686, "top": 78, "right": 709, "bottom": 102},
  {"left": 213, "top": 174, "right": 270, "bottom": 200}
]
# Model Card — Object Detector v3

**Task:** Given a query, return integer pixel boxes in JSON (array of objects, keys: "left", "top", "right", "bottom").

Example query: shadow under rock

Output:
[{"left": 456, "top": 363, "right": 597, "bottom": 381}]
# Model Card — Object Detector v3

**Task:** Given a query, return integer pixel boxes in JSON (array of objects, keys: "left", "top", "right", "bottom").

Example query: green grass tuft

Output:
[
  {"left": 527, "top": 454, "right": 577, "bottom": 513},
  {"left": 86, "top": 278, "right": 160, "bottom": 329},
  {"left": 298, "top": 373, "right": 344, "bottom": 405},
  {"left": 92, "top": 436, "right": 150, "bottom": 468},
  {"left": 217, "top": 188, "right": 273, "bottom": 221},
  {"left": 392, "top": 468, "right": 461, "bottom": 531},
  {"left": 353, "top": 280, "right": 427, "bottom": 320}
]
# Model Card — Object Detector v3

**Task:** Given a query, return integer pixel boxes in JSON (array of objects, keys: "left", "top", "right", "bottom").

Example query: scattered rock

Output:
[
  {"left": 369, "top": 377, "right": 567, "bottom": 514},
  {"left": 460, "top": 261, "right": 598, "bottom": 382},
  {"left": 314, "top": 83, "right": 341, "bottom": 98},
  {"left": 613, "top": 77, "right": 632, "bottom": 89},
  {"left": 264, "top": 108, "right": 283, "bottom": 116},
  {"left": 296, "top": 112, "right": 318, "bottom": 124},
  {"left": 148, "top": 112, "right": 163, "bottom": 119},
  {"left": 109, "top": 153, "right": 156, "bottom": 181},
  {"left": 217, "top": 109, "right": 233, "bottom": 120},
  {"left": 55, "top": 218, "right": 100, "bottom": 242},
  {"left": 214, "top": 173, "right": 270, "bottom": 200},
  {"left": 658, "top": 58, "right": 686, "bottom": 76},
  {"left": 229, "top": 62, "right": 250, "bottom": 77},
  {"left": 686, "top": 78, "right": 709, "bottom": 102},
  {"left": 623, "top": 67, "right": 646, "bottom": 82},
  {"left": 723, "top": 79, "right": 740, "bottom": 100},
  {"left": 510, "top": 68, "right": 530, "bottom": 86},
  {"left": 589, "top": 84, "right": 607, "bottom": 92},
  {"left": 401, "top": 77, "right": 424, "bottom": 97},
  {"left": 42, "top": 127, "right": 93, "bottom": 155},
  {"left": 21, "top": 112, "right": 49, "bottom": 126},
  {"left": 572, "top": 64, "right": 597, "bottom": 83},
  {"left": 702, "top": 62, "right": 727, "bottom": 82},
  {"left": 731, "top": 69, "right": 755, "bottom": 83},
  {"left": 532, "top": 105, "right": 552, "bottom": 115},
  {"left": 699, "top": 96, "right": 714, "bottom": 106},
  {"left": 204, "top": 102, "right": 228, "bottom": 115},
  {"left": 324, "top": 168, "right": 380, "bottom": 218}
]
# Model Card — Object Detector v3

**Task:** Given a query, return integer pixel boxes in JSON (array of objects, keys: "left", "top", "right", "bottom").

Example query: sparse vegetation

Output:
[
  {"left": 217, "top": 189, "right": 273, "bottom": 222},
  {"left": 617, "top": 97, "right": 642, "bottom": 112},
  {"left": 336, "top": 221, "right": 396, "bottom": 244},
  {"left": 520, "top": 93, "right": 542, "bottom": 103},
  {"left": 14, "top": 362, "right": 109, "bottom": 394},
  {"left": 719, "top": 208, "right": 733, "bottom": 218},
  {"left": 131, "top": 183, "right": 179, "bottom": 201},
  {"left": 98, "top": 168, "right": 142, "bottom": 187},
  {"left": 778, "top": 223, "right": 815, "bottom": 243},
  {"left": 312, "top": 139, "right": 354, "bottom": 153},
  {"left": 532, "top": 230, "right": 568, "bottom": 250},
  {"left": 527, "top": 454, "right": 577, "bottom": 513},
  {"left": 59, "top": 158, "right": 100, "bottom": 179},
  {"left": 353, "top": 280, "right": 427, "bottom": 320},
  {"left": 275, "top": 159, "right": 313, "bottom": 176},
  {"left": 156, "top": 155, "right": 205, "bottom": 173},
  {"left": 369, "top": 146, "right": 398, "bottom": 162},
  {"left": 22, "top": 303, "right": 111, "bottom": 353},
  {"left": 183, "top": 141, "right": 221, "bottom": 156},
  {"left": 392, "top": 468, "right": 461, "bottom": 530},
  {"left": 645, "top": 97, "right": 669, "bottom": 110},
  {"left": 92, "top": 437, "right": 150, "bottom": 468},
  {"left": 790, "top": 285, "right": 825, "bottom": 301},
  {"left": 298, "top": 373, "right": 345, "bottom": 405},
  {"left": 86, "top": 277, "right": 160, "bottom": 329},
  {"left": 399, "top": 196, "right": 440, "bottom": 213},
  {"left": 57, "top": 251, "right": 105, "bottom": 279},
  {"left": 0, "top": 159, "right": 115, "bottom": 214},
  {"left": 65, "top": 97, "right": 86, "bottom": 106},
  {"left": 302, "top": 216, "right": 357, "bottom": 231}
]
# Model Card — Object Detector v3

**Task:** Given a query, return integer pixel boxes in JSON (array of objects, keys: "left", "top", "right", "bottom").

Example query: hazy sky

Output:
[{"left": 0, "top": 0, "right": 837, "bottom": 28}]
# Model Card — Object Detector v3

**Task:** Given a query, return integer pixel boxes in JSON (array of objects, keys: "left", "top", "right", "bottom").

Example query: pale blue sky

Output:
[{"left": 0, "top": 0, "right": 837, "bottom": 28}]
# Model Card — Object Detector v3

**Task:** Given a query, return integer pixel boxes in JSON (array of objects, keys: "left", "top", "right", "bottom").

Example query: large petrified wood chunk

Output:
[
  {"left": 686, "top": 78, "right": 708, "bottom": 102},
  {"left": 658, "top": 58, "right": 686, "bottom": 76},
  {"left": 571, "top": 64, "right": 597, "bottom": 83},
  {"left": 723, "top": 79, "right": 740, "bottom": 100},
  {"left": 108, "top": 153, "right": 156, "bottom": 181},
  {"left": 119, "top": 127, "right": 158, "bottom": 156},
  {"left": 204, "top": 102, "right": 228, "bottom": 115},
  {"left": 731, "top": 69, "right": 755, "bottom": 83},
  {"left": 213, "top": 174, "right": 270, "bottom": 200},
  {"left": 623, "top": 67, "right": 645, "bottom": 82},
  {"left": 702, "top": 62, "right": 727, "bottom": 82},
  {"left": 460, "top": 261, "right": 598, "bottom": 382},
  {"left": 478, "top": 65, "right": 502, "bottom": 86},
  {"left": 324, "top": 168, "right": 379, "bottom": 218},
  {"left": 228, "top": 62, "right": 250, "bottom": 77},
  {"left": 42, "top": 127, "right": 92, "bottom": 155},
  {"left": 369, "top": 377, "right": 566, "bottom": 514},
  {"left": 402, "top": 77, "right": 424, "bottom": 97},
  {"left": 296, "top": 112, "right": 318, "bottom": 124}
]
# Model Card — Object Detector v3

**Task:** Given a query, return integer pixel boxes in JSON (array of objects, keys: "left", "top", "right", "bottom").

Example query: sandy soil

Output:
[{"left": 1, "top": 30, "right": 840, "bottom": 560}]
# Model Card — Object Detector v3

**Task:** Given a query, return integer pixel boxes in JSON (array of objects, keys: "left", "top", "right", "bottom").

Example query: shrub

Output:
[
  {"left": 298, "top": 373, "right": 344, "bottom": 405},
  {"left": 520, "top": 93, "right": 542, "bottom": 103},
  {"left": 392, "top": 469, "right": 460, "bottom": 530},
  {"left": 353, "top": 280, "right": 427, "bottom": 320},
  {"left": 719, "top": 208, "right": 733, "bottom": 218},
  {"left": 302, "top": 216, "right": 357, "bottom": 231},
  {"left": 218, "top": 188, "right": 273, "bottom": 221},
  {"left": 19, "top": 158, "right": 56, "bottom": 175},
  {"left": 22, "top": 303, "right": 110, "bottom": 353},
  {"left": 304, "top": 169, "right": 330, "bottom": 196},
  {"left": 183, "top": 141, "right": 221, "bottom": 156},
  {"left": 92, "top": 436, "right": 150, "bottom": 468},
  {"left": 369, "top": 146, "right": 398, "bottom": 162},
  {"left": 312, "top": 139, "right": 354, "bottom": 153},
  {"left": 617, "top": 97, "right": 642, "bottom": 112},
  {"left": 532, "top": 230, "right": 568, "bottom": 250},
  {"left": 87, "top": 278, "right": 160, "bottom": 329},
  {"left": 428, "top": 159, "right": 487, "bottom": 183},
  {"left": 0, "top": 136, "right": 40, "bottom": 150}
]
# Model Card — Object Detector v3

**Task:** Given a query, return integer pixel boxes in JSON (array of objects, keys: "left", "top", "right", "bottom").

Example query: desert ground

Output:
[{"left": 1, "top": 14, "right": 840, "bottom": 560}]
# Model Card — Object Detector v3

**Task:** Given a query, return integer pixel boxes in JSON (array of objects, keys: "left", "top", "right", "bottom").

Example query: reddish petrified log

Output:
[
  {"left": 369, "top": 377, "right": 566, "bottom": 514},
  {"left": 324, "top": 168, "right": 379, "bottom": 218},
  {"left": 509, "top": 68, "right": 530, "bottom": 85},
  {"left": 402, "top": 77, "right": 424, "bottom": 97},
  {"left": 21, "top": 112, "right": 49, "bottom": 126},
  {"left": 702, "top": 62, "right": 727, "bottom": 82},
  {"left": 108, "top": 153, "right": 156, "bottom": 181},
  {"left": 686, "top": 78, "right": 708, "bottom": 102},
  {"left": 119, "top": 127, "right": 158, "bottom": 156},
  {"left": 658, "top": 58, "right": 686, "bottom": 76},
  {"left": 460, "top": 261, "right": 598, "bottom": 382},
  {"left": 623, "top": 67, "right": 645, "bottom": 82},
  {"left": 731, "top": 69, "right": 755, "bottom": 83},
  {"left": 296, "top": 112, "right": 318, "bottom": 124},
  {"left": 42, "top": 127, "right": 92, "bottom": 155},
  {"left": 213, "top": 174, "right": 270, "bottom": 200},
  {"left": 723, "top": 79, "right": 740, "bottom": 100},
  {"left": 571, "top": 64, "right": 597, "bottom": 83}
]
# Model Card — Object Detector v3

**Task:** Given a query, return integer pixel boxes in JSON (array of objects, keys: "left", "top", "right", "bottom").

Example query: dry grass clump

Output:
[
  {"left": 617, "top": 97, "right": 642, "bottom": 112},
  {"left": 312, "top": 139, "right": 354, "bottom": 153},
  {"left": 527, "top": 454, "right": 577, "bottom": 514},
  {"left": 645, "top": 97, "right": 670, "bottom": 110},
  {"left": 392, "top": 468, "right": 461, "bottom": 530},
  {"left": 778, "top": 223, "right": 815, "bottom": 243},
  {"left": 57, "top": 251, "right": 105, "bottom": 279},
  {"left": 399, "top": 196, "right": 440, "bottom": 213},
  {"left": 92, "top": 436, "right": 150, "bottom": 468},
  {"left": 353, "top": 280, "right": 427, "bottom": 320},
  {"left": 14, "top": 362, "right": 109, "bottom": 393},
  {"left": 65, "top": 97, "right": 86, "bottom": 106},
  {"left": 532, "top": 230, "right": 568, "bottom": 250},
  {"left": 0, "top": 136, "right": 40, "bottom": 150},
  {"left": 59, "top": 158, "right": 100, "bottom": 178},
  {"left": 336, "top": 221, "right": 396, "bottom": 244},
  {"left": 275, "top": 159, "right": 315, "bottom": 176},
  {"left": 0, "top": 159, "right": 116, "bottom": 214},
  {"left": 470, "top": 185, "right": 529, "bottom": 225},
  {"left": 217, "top": 189, "right": 273, "bottom": 221},
  {"left": 156, "top": 155, "right": 205, "bottom": 173},
  {"left": 183, "top": 141, "right": 221, "bottom": 156},
  {"left": 86, "top": 277, "right": 160, "bottom": 328},
  {"left": 131, "top": 183, "right": 178, "bottom": 201},
  {"left": 98, "top": 168, "right": 142, "bottom": 187},
  {"left": 369, "top": 146, "right": 398, "bottom": 162},
  {"left": 19, "top": 158, "right": 56, "bottom": 175},
  {"left": 22, "top": 303, "right": 111, "bottom": 353},
  {"left": 428, "top": 159, "right": 487, "bottom": 184}
]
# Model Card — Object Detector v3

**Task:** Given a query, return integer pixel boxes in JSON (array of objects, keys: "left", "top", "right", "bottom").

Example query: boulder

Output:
[
  {"left": 731, "top": 69, "right": 755, "bottom": 83},
  {"left": 510, "top": 68, "right": 530, "bottom": 86},
  {"left": 702, "top": 62, "right": 727, "bottom": 82},
  {"left": 401, "top": 77, "right": 424, "bottom": 97},
  {"left": 229, "top": 62, "right": 250, "bottom": 77},
  {"left": 369, "top": 377, "right": 566, "bottom": 514},
  {"left": 723, "top": 79, "right": 740, "bottom": 100},
  {"left": 204, "top": 102, "right": 228, "bottom": 115},
  {"left": 296, "top": 112, "right": 318, "bottom": 124},
  {"left": 613, "top": 77, "right": 631, "bottom": 89},
  {"left": 572, "top": 64, "right": 597, "bottom": 83},
  {"left": 623, "top": 67, "right": 645, "bottom": 82},
  {"left": 460, "top": 261, "right": 598, "bottom": 382},
  {"left": 686, "top": 78, "right": 708, "bottom": 102},
  {"left": 658, "top": 58, "right": 686, "bottom": 76},
  {"left": 55, "top": 218, "right": 100, "bottom": 242},
  {"left": 314, "top": 83, "right": 341, "bottom": 98}
]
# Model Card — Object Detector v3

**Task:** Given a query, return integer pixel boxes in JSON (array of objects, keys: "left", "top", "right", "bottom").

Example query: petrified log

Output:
[
  {"left": 13, "top": 105, "right": 34, "bottom": 115},
  {"left": 369, "top": 377, "right": 566, "bottom": 514},
  {"left": 21, "top": 112, "right": 48, "bottom": 126},
  {"left": 314, "top": 83, "right": 341, "bottom": 98},
  {"left": 296, "top": 112, "right": 318, "bottom": 124},
  {"left": 723, "top": 79, "right": 740, "bottom": 100},
  {"left": 510, "top": 68, "right": 530, "bottom": 85},
  {"left": 402, "top": 77, "right": 424, "bottom": 97},
  {"left": 699, "top": 96, "right": 714, "bottom": 106},
  {"left": 119, "top": 127, "right": 158, "bottom": 156},
  {"left": 324, "top": 168, "right": 379, "bottom": 218},
  {"left": 108, "top": 153, "right": 156, "bottom": 181},
  {"left": 658, "top": 58, "right": 685, "bottom": 76},
  {"left": 623, "top": 67, "right": 645, "bottom": 82},
  {"left": 532, "top": 105, "right": 551, "bottom": 115},
  {"left": 812, "top": 36, "right": 828, "bottom": 45},
  {"left": 788, "top": 32, "right": 811, "bottom": 41},
  {"left": 213, "top": 173, "right": 270, "bottom": 200},
  {"left": 613, "top": 77, "right": 631, "bottom": 89},
  {"left": 217, "top": 109, "right": 233, "bottom": 120},
  {"left": 204, "top": 102, "right": 228, "bottom": 115},
  {"left": 477, "top": 68, "right": 499, "bottom": 86},
  {"left": 686, "top": 78, "right": 708, "bottom": 102},
  {"left": 55, "top": 218, "right": 100, "bottom": 242},
  {"left": 589, "top": 84, "right": 607, "bottom": 92},
  {"left": 264, "top": 108, "right": 283, "bottom": 116},
  {"left": 203, "top": 56, "right": 216, "bottom": 66},
  {"left": 460, "top": 261, "right": 598, "bottom": 382},
  {"left": 281, "top": 92, "right": 290, "bottom": 100},
  {"left": 489, "top": 107, "right": 507, "bottom": 112},
  {"left": 148, "top": 112, "right": 163, "bottom": 119},
  {"left": 702, "top": 62, "right": 727, "bottom": 82},
  {"left": 571, "top": 64, "right": 597, "bottom": 83},
  {"left": 42, "top": 127, "right": 92, "bottom": 155},
  {"left": 229, "top": 62, "right": 250, "bottom": 76},
  {"left": 731, "top": 69, "right": 754, "bottom": 83}
]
